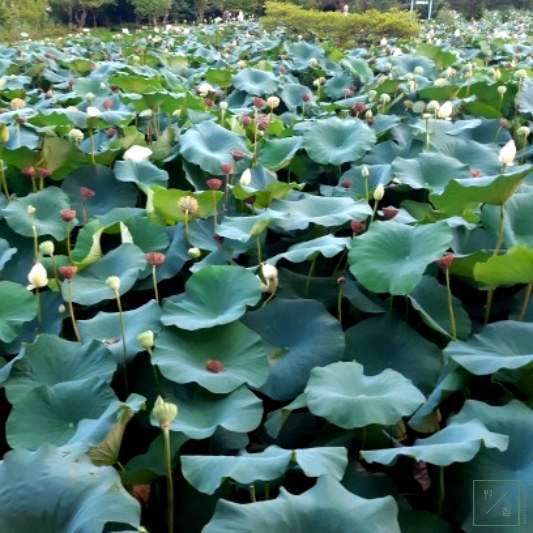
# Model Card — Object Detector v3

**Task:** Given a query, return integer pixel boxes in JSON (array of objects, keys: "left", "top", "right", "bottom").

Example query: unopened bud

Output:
[
  {"left": 151, "top": 396, "right": 178, "bottom": 428},
  {"left": 136, "top": 330, "right": 154, "bottom": 349}
]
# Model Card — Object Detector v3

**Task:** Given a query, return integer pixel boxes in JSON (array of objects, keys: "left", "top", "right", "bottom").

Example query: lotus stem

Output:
[
  {"left": 264, "top": 481, "right": 270, "bottom": 501},
  {"left": 89, "top": 128, "right": 95, "bottom": 164},
  {"left": 445, "top": 268, "right": 457, "bottom": 341},
  {"left": 50, "top": 254, "right": 60, "bottom": 289},
  {"left": 484, "top": 288, "right": 495, "bottom": 325},
  {"left": 518, "top": 283, "right": 532, "bottom": 322},
  {"left": 370, "top": 201, "right": 379, "bottom": 224},
  {"left": 425, "top": 116, "right": 430, "bottom": 152},
  {"left": 360, "top": 427, "right": 366, "bottom": 451},
  {"left": 520, "top": 135, "right": 528, "bottom": 165},
  {"left": 82, "top": 199, "right": 87, "bottom": 225},
  {"left": 212, "top": 190, "right": 218, "bottom": 226},
  {"left": 337, "top": 285, "right": 343, "bottom": 323},
  {"left": 183, "top": 210, "right": 189, "bottom": 242},
  {"left": 364, "top": 178, "right": 370, "bottom": 204},
  {"left": 305, "top": 256, "right": 317, "bottom": 298},
  {"left": 249, "top": 484, "right": 257, "bottom": 503},
  {"left": 256, "top": 235, "right": 262, "bottom": 265},
  {"left": 146, "top": 346, "right": 163, "bottom": 394},
  {"left": 35, "top": 287, "right": 42, "bottom": 334},
  {"left": 16, "top": 123, "right": 21, "bottom": 149},
  {"left": 67, "top": 279, "right": 81, "bottom": 343},
  {"left": 151, "top": 266, "right": 160, "bottom": 305},
  {"left": 0, "top": 161, "right": 10, "bottom": 202},
  {"left": 438, "top": 466, "right": 445, "bottom": 518},
  {"left": 162, "top": 427, "right": 174, "bottom": 533},
  {"left": 493, "top": 203, "right": 505, "bottom": 257},
  {"left": 30, "top": 219, "right": 38, "bottom": 263},
  {"left": 65, "top": 222, "right": 73, "bottom": 266},
  {"left": 114, "top": 289, "right": 129, "bottom": 396}
]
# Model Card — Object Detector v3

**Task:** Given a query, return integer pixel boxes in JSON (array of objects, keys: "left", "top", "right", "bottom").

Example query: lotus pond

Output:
[{"left": 0, "top": 12, "right": 532, "bottom": 533}]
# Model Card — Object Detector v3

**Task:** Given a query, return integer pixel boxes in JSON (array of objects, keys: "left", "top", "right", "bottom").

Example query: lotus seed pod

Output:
[
  {"left": 497, "top": 86, "right": 507, "bottom": 95},
  {"left": 220, "top": 164, "right": 232, "bottom": 175},
  {"left": 381, "top": 94, "right": 391, "bottom": 105},
  {"left": 207, "top": 178, "right": 222, "bottom": 191},
  {"left": 177, "top": 195, "right": 199, "bottom": 215},
  {"left": 152, "top": 396, "right": 178, "bottom": 428},
  {"left": 136, "top": 330, "right": 154, "bottom": 350},
  {"left": 422, "top": 113, "right": 431, "bottom": 120},
  {"left": 514, "top": 69, "right": 528, "bottom": 80},
  {"left": 10, "top": 97, "right": 25, "bottom": 110},
  {"left": 106, "top": 276, "right": 121, "bottom": 292},
  {"left": 59, "top": 265, "right": 78, "bottom": 279},
  {"left": 68, "top": 129, "right": 84, "bottom": 143},
  {"left": 427, "top": 101, "right": 440, "bottom": 113},
  {"left": 39, "top": 241, "right": 55, "bottom": 256},
  {"left": 309, "top": 57, "right": 318, "bottom": 68},
  {"left": 267, "top": 96, "right": 280, "bottom": 109},
  {"left": 60, "top": 209, "right": 76, "bottom": 222}
]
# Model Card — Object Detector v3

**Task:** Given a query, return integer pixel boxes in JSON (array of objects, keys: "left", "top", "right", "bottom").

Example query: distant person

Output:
[
  {"left": 237, "top": 10, "right": 244, "bottom": 22},
  {"left": 343, "top": 4, "right": 349, "bottom": 15},
  {"left": 223, "top": 10, "right": 230, "bottom": 22}
]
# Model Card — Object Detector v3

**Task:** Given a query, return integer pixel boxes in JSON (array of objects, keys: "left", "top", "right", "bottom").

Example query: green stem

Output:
[
  {"left": 493, "top": 204, "right": 505, "bottom": 257},
  {"left": 162, "top": 427, "right": 174, "bottom": 533},
  {"left": 425, "top": 117, "right": 430, "bottom": 152},
  {"left": 212, "top": 190, "right": 218, "bottom": 226},
  {"left": 445, "top": 268, "right": 457, "bottom": 341},
  {"left": 256, "top": 235, "right": 262, "bottom": 265},
  {"left": 67, "top": 280, "right": 81, "bottom": 343},
  {"left": 518, "top": 283, "right": 532, "bottom": 322},
  {"left": 521, "top": 136, "right": 528, "bottom": 165},
  {"left": 249, "top": 484, "right": 257, "bottom": 503},
  {"left": 89, "top": 128, "right": 95, "bottom": 164},
  {"left": 305, "top": 256, "right": 317, "bottom": 298},
  {"left": 31, "top": 221, "right": 38, "bottom": 263},
  {"left": 16, "top": 123, "right": 20, "bottom": 149},
  {"left": 82, "top": 200, "right": 87, "bottom": 225},
  {"left": 264, "top": 481, "right": 270, "bottom": 501},
  {"left": 36, "top": 287, "right": 42, "bottom": 334},
  {"left": 0, "top": 161, "right": 10, "bottom": 201},
  {"left": 364, "top": 178, "right": 369, "bottom": 203},
  {"left": 337, "top": 286, "right": 342, "bottom": 323},
  {"left": 262, "top": 289, "right": 276, "bottom": 308},
  {"left": 50, "top": 254, "right": 60, "bottom": 289},
  {"left": 66, "top": 222, "right": 73, "bottom": 265},
  {"left": 484, "top": 288, "right": 495, "bottom": 325},
  {"left": 147, "top": 347, "right": 163, "bottom": 394},
  {"left": 438, "top": 466, "right": 445, "bottom": 518},
  {"left": 152, "top": 266, "right": 160, "bottom": 305},
  {"left": 115, "top": 290, "right": 129, "bottom": 396},
  {"left": 184, "top": 210, "right": 189, "bottom": 242},
  {"left": 370, "top": 201, "right": 379, "bottom": 224}
]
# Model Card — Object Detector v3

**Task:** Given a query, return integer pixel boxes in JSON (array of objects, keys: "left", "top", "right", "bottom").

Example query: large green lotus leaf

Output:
[
  {"left": 241, "top": 299, "right": 345, "bottom": 401},
  {"left": 257, "top": 137, "right": 303, "bottom": 170},
  {"left": 0, "top": 445, "right": 140, "bottom": 533},
  {"left": 285, "top": 40, "right": 325, "bottom": 63},
  {"left": 269, "top": 195, "right": 372, "bottom": 232},
  {"left": 66, "top": 244, "right": 147, "bottom": 306},
  {"left": 269, "top": 235, "right": 351, "bottom": 265},
  {"left": 78, "top": 300, "right": 162, "bottom": 365},
  {"left": 305, "top": 361, "right": 425, "bottom": 429},
  {"left": 279, "top": 83, "right": 314, "bottom": 111},
  {"left": 4, "top": 186, "right": 74, "bottom": 239},
  {"left": 392, "top": 153, "right": 471, "bottom": 193},
  {"left": 473, "top": 244, "right": 533, "bottom": 287},
  {"left": 349, "top": 221, "right": 452, "bottom": 295},
  {"left": 399, "top": 510, "right": 454, "bottom": 533},
  {"left": 344, "top": 314, "right": 441, "bottom": 396},
  {"left": 409, "top": 275, "right": 471, "bottom": 340},
  {"left": 161, "top": 266, "right": 261, "bottom": 330},
  {"left": 323, "top": 72, "right": 355, "bottom": 100},
  {"left": 430, "top": 136, "right": 502, "bottom": 176},
  {"left": 444, "top": 321, "right": 533, "bottom": 375},
  {"left": 0, "top": 237, "right": 16, "bottom": 270},
  {"left": 179, "top": 121, "right": 252, "bottom": 176},
  {"left": 336, "top": 164, "right": 392, "bottom": 199},
  {"left": 233, "top": 68, "right": 278, "bottom": 95},
  {"left": 152, "top": 322, "right": 268, "bottom": 394},
  {"left": 6, "top": 377, "right": 118, "bottom": 450},
  {"left": 409, "top": 366, "right": 471, "bottom": 428},
  {"left": 121, "top": 216, "right": 170, "bottom": 252},
  {"left": 204, "top": 475, "right": 400, "bottom": 533},
  {"left": 182, "top": 446, "right": 293, "bottom": 495},
  {"left": 215, "top": 212, "right": 277, "bottom": 243},
  {"left": 61, "top": 164, "right": 138, "bottom": 219},
  {"left": 151, "top": 187, "right": 221, "bottom": 225},
  {"left": 0, "top": 281, "right": 36, "bottom": 343},
  {"left": 114, "top": 160, "right": 169, "bottom": 187},
  {"left": 430, "top": 168, "right": 531, "bottom": 215},
  {"left": 163, "top": 385, "right": 263, "bottom": 440},
  {"left": 0, "top": 335, "right": 115, "bottom": 403},
  {"left": 481, "top": 192, "right": 533, "bottom": 248},
  {"left": 517, "top": 78, "right": 533, "bottom": 116},
  {"left": 42, "top": 137, "right": 90, "bottom": 179},
  {"left": 303, "top": 117, "right": 376, "bottom": 166},
  {"left": 361, "top": 419, "right": 508, "bottom": 467},
  {"left": 416, "top": 43, "right": 458, "bottom": 68},
  {"left": 182, "top": 445, "right": 347, "bottom": 495},
  {"left": 446, "top": 400, "right": 533, "bottom": 533}
]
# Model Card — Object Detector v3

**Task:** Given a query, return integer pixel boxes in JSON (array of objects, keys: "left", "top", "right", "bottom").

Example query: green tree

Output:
[
  {"left": 128, "top": 0, "right": 172, "bottom": 24},
  {"left": 0, "top": 0, "right": 48, "bottom": 29}
]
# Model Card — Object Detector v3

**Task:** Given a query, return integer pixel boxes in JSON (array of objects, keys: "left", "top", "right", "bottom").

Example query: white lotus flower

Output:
[
  {"left": 258, "top": 263, "right": 278, "bottom": 293},
  {"left": 122, "top": 28, "right": 129, "bottom": 35},
  {"left": 198, "top": 82, "right": 214, "bottom": 97},
  {"left": 240, "top": 169, "right": 252, "bottom": 186},
  {"left": 267, "top": 96, "right": 280, "bottom": 109},
  {"left": 499, "top": 139, "right": 516, "bottom": 168},
  {"left": 27, "top": 262, "right": 48, "bottom": 290},
  {"left": 380, "top": 38, "right": 388, "bottom": 46},
  {"left": 373, "top": 184, "right": 385, "bottom": 202},
  {"left": 438, "top": 101, "right": 453, "bottom": 120},
  {"left": 123, "top": 145, "right": 153, "bottom": 162},
  {"left": 86, "top": 106, "right": 101, "bottom": 118}
]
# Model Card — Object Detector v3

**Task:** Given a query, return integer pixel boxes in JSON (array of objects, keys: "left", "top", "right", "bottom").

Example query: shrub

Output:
[{"left": 262, "top": 2, "right": 419, "bottom": 46}]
